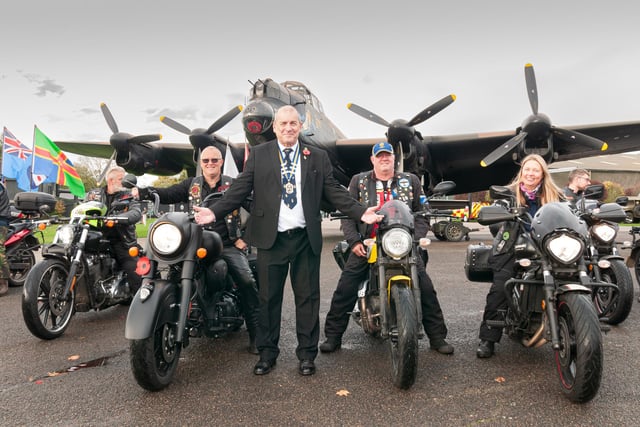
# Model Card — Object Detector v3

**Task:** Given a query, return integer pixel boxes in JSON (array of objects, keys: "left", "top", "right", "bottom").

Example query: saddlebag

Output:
[
  {"left": 14, "top": 192, "right": 57, "bottom": 214},
  {"left": 464, "top": 243, "right": 493, "bottom": 282}
]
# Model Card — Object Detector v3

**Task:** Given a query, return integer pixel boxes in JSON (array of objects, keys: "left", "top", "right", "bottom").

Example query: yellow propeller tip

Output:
[
  {"left": 480, "top": 161, "right": 487, "bottom": 167},
  {"left": 159, "top": 116, "right": 166, "bottom": 121},
  {"left": 158, "top": 135, "right": 163, "bottom": 140},
  {"left": 525, "top": 63, "right": 533, "bottom": 68},
  {"left": 100, "top": 102, "right": 106, "bottom": 107},
  {"left": 451, "top": 94, "right": 457, "bottom": 101},
  {"left": 237, "top": 105, "right": 244, "bottom": 112},
  {"left": 601, "top": 142, "right": 608, "bottom": 151},
  {"left": 346, "top": 103, "right": 352, "bottom": 109}
]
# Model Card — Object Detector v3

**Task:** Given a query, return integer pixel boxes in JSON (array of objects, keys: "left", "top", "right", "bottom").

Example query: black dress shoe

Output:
[
  {"left": 299, "top": 359, "right": 316, "bottom": 376},
  {"left": 253, "top": 359, "right": 276, "bottom": 375},
  {"left": 319, "top": 338, "right": 341, "bottom": 353},
  {"left": 476, "top": 340, "right": 495, "bottom": 358}
]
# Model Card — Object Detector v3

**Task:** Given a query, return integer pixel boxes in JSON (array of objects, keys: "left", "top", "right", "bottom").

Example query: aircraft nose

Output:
[{"left": 243, "top": 101, "right": 275, "bottom": 135}]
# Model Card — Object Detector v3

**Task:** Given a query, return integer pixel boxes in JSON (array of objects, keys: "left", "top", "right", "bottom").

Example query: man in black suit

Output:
[{"left": 194, "top": 105, "right": 381, "bottom": 376}]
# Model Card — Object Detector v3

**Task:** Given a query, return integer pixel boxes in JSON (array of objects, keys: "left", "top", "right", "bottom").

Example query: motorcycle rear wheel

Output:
[
  {"left": 21, "top": 259, "right": 75, "bottom": 340},
  {"left": 593, "top": 259, "right": 633, "bottom": 325},
  {"left": 388, "top": 284, "right": 419, "bottom": 389},
  {"left": 555, "top": 293, "right": 603, "bottom": 403},
  {"left": 130, "top": 287, "right": 181, "bottom": 391},
  {"left": 8, "top": 243, "right": 36, "bottom": 287}
]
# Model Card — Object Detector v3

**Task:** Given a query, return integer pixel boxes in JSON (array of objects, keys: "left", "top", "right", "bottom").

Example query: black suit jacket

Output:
[{"left": 210, "top": 141, "right": 367, "bottom": 255}]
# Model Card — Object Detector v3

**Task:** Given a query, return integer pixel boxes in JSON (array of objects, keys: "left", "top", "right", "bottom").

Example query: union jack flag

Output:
[
  {"left": 2, "top": 127, "right": 39, "bottom": 191},
  {"left": 3, "top": 129, "right": 33, "bottom": 160}
]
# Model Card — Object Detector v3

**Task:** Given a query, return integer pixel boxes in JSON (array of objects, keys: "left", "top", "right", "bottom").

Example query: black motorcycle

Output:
[
  {"left": 126, "top": 192, "right": 247, "bottom": 391},
  {"left": 466, "top": 185, "right": 603, "bottom": 403},
  {"left": 574, "top": 185, "right": 633, "bottom": 324},
  {"left": 21, "top": 201, "right": 135, "bottom": 340},
  {"left": 332, "top": 180, "right": 455, "bottom": 389},
  {"left": 624, "top": 226, "right": 640, "bottom": 302}
]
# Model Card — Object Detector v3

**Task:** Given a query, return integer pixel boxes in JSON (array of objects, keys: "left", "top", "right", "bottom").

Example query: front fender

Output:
[
  {"left": 598, "top": 254, "right": 624, "bottom": 262},
  {"left": 557, "top": 284, "right": 592, "bottom": 295},
  {"left": 125, "top": 280, "right": 178, "bottom": 340}
]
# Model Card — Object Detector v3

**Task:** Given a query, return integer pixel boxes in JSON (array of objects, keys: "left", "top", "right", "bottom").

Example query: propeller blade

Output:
[
  {"left": 347, "top": 103, "right": 390, "bottom": 127},
  {"left": 96, "top": 150, "right": 116, "bottom": 186},
  {"left": 524, "top": 63, "right": 538, "bottom": 115},
  {"left": 408, "top": 94, "right": 456, "bottom": 127},
  {"left": 480, "top": 132, "right": 528, "bottom": 167},
  {"left": 100, "top": 103, "right": 119, "bottom": 134},
  {"left": 206, "top": 105, "right": 244, "bottom": 135},
  {"left": 130, "top": 134, "right": 162, "bottom": 145},
  {"left": 552, "top": 127, "right": 608, "bottom": 152},
  {"left": 160, "top": 116, "right": 192, "bottom": 135}
]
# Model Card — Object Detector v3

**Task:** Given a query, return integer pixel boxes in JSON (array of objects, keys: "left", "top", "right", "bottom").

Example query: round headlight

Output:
[
  {"left": 53, "top": 224, "right": 74, "bottom": 245},
  {"left": 546, "top": 233, "right": 584, "bottom": 264},
  {"left": 591, "top": 223, "right": 616, "bottom": 244},
  {"left": 150, "top": 222, "right": 183, "bottom": 255},
  {"left": 381, "top": 228, "right": 412, "bottom": 259}
]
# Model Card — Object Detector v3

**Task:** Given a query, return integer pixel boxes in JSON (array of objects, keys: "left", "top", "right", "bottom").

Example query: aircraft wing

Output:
[
  {"left": 56, "top": 140, "right": 197, "bottom": 176},
  {"left": 337, "top": 120, "right": 640, "bottom": 195}
]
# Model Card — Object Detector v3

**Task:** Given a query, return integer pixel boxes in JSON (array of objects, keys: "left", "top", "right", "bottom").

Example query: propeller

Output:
[
  {"left": 348, "top": 94, "right": 455, "bottom": 148},
  {"left": 97, "top": 102, "right": 163, "bottom": 185},
  {"left": 160, "top": 105, "right": 243, "bottom": 165},
  {"left": 480, "top": 63, "right": 608, "bottom": 168}
]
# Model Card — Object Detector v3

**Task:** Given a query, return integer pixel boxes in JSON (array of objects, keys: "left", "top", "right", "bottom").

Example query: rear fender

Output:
[{"left": 125, "top": 280, "right": 179, "bottom": 340}]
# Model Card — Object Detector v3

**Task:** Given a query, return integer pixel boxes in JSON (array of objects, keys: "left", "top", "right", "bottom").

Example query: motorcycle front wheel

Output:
[
  {"left": 8, "top": 242, "right": 36, "bottom": 287},
  {"left": 555, "top": 292, "right": 603, "bottom": 403},
  {"left": 21, "top": 259, "right": 75, "bottom": 340},
  {"left": 129, "top": 287, "right": 181, "bottom": 391},
  {"left": 388, "top": 284, "right": 419, "bottom": 390},
  {"left": 593, "top": 259, "right": 634, "bottom": 325}
]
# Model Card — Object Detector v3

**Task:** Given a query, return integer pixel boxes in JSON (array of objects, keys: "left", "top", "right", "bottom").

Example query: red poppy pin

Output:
[{"left": 302, "top": 147, "right": 311, "bottom": 159}]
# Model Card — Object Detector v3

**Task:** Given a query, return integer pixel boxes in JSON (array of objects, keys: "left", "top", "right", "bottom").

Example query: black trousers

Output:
[
  {"left": 479, "top": 253, "right": 516, "bottom": 342},
  {"left": 110, "top": 240, "right": 141, "bottom": 292},
  {"left": 222, "top": 246, "right": 259, "bottom": 333},
  {"left": 324, "top": 250, "right": 448, "bottom": 343},
  {"left": 256, "top": 228, "right": 320, "bottom": 362}
]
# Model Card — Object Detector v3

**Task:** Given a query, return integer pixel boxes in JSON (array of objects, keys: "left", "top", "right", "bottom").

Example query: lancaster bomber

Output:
[{"left": 55, "top": 64, "right": 640, "bottom": 196}]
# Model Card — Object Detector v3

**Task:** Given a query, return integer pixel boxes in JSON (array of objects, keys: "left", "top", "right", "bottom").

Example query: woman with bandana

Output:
[{"left": 476, "top": 154, "right": 564, "bottom": 358}]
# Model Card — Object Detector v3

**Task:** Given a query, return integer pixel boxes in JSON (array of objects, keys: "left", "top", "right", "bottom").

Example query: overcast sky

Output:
[{"left": 1, "top": 1, "right": 639, "bottom": 165}]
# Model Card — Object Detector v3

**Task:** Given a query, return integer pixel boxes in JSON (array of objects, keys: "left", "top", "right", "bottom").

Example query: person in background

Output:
[
  {"left": 0, "top": 182, "right": 11, "bottom": 296},
  {"left": 133, "top": 146, "right": 259, "bottom": 354},
  {"left": 193, "top": 105, "right": 381, "bottom": 376},
  {"left": 563, "top": 168, "right": 591, "bottom": 204},
  {"left": 99, "top": 166, "right": 143, "bottom": 295},
  {"left": 320, "top": 141, "right": 454, "bottom": 355},
  {"left": 477, "top": 154, "right": 563, "bottom": 358}
]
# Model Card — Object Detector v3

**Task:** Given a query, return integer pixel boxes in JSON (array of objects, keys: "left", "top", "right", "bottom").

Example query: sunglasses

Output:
[{"left": 201, "top": 158, "right": 222, "bottom": 164}]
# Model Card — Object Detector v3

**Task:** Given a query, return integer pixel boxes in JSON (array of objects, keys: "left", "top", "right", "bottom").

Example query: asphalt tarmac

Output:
[{"left": 1, "top": 220, "right": 640, "bottom": 426}]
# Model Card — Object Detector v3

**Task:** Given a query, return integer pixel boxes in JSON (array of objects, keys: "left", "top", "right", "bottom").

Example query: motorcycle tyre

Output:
[
  {"left": 388, "top": 285, "right": 419, "bottom": 390},
  {"left": 8, "top": 244, "right": 36, "bottom": 287},
  {"left": 129, "top": 285, "right": 181, "bottom": 391},
  {"left": 633, "top": 250, "right": 640, "bottom": 301},
  {"left": 555, "top": 292, "right": 603, "bottom": 403},
  {"left": 21, "top": 259, "right": 75, "bottom": 340},
  {"left": 593, "top": 259, "right": 634, "bottom": 325}
]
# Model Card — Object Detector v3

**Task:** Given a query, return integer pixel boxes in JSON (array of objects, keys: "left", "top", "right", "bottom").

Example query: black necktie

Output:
[{"left": 282, "top": 148, "right": 297, "bottom": 208}]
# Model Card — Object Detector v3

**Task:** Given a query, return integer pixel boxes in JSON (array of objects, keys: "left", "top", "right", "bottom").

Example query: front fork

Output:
[
  {"left": 174, "top": 259, "right": 196, "bottom": 344},
  {"left": 62, "top": 225, "right": 89, "bottom": 300}
]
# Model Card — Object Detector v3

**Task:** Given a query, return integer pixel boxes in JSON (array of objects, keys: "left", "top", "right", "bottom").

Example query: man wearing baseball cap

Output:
[{"left": 320, "top": 141, "right": 453, "bottom": 354}]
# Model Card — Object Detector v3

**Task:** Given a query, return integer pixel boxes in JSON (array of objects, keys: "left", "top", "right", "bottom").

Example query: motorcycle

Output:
[
  {"left": 7, "top": 191, "right": 58, "bottom": 287},
  {"left": 574, "top": 185, "right": 633, "bottom": 324},
  {"left": 21, "top": 200, "right": 136, "bottom": 340},
  {"left": 332, "top": 180, "right": 456, "bottom": 389},
  {"left": 125, "top": 190, "right": 247, "bottom": 391},
  {"left": 466, "top": 185, "right": 603, "bottom": 403}
]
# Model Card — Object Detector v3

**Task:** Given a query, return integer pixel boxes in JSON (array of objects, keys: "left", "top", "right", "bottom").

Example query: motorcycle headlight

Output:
[
  {"left": 381, "top": 228, "right": 412, "bottom": 259},
  {"left": 53, "top": 224, "right": 74, "bottom": 246},
  {"left": 149, "top": 222, "right": 183, "bottom": 256},
  {"left": 591, "top": 223, "right": 616, "bottom": 244},
  {"left": 546, "top": 233, "right": 584, "bottom": 265}
]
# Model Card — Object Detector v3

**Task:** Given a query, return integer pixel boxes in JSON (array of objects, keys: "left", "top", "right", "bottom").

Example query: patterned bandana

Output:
[{"left": 520, "top": 182, "right": 540, "bottom": 201}]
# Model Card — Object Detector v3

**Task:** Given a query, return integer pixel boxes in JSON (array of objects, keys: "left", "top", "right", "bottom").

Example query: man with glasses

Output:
[
  {"left": 563, "top": 168, "right": 591, "bottom": 204},
  {"left": 132, "top": 146, "right": 260, "bottom": 354}
]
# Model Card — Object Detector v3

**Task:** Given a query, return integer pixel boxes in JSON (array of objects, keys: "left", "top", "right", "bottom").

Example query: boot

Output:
[{"left": 0, "top": 279, "right": 8, "bottom": 296}]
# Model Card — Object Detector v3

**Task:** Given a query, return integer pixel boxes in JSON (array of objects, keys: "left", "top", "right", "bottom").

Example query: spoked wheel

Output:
[
  {"left": 21, "top": 259, "right": 74, "bottom": 340},
  {"left": 130, "top": 287, "right": 181, "bottom": 391},
  {"left": 555, "top": 293, "right": 603, "bottom": 403},
  {"left": 593, "top": 259, "right": 634, "bottom": 325},
  {"left": 8, "top": 244, "right": 36, "bottom": 287},
  {"left": 388, "top": 284, "right": 418, "bottom": 389},
  {"left": 444, "top": 222, "right": 465, "bottom": 242}
]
